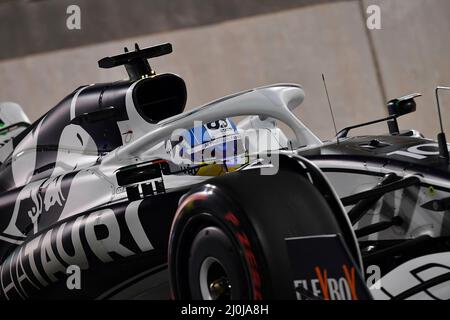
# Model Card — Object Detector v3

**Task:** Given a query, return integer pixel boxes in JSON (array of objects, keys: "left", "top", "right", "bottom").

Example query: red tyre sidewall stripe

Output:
[
  {"left": 170, "top": 191, "right": 264, "bottom": 300},
  {"left": 225, "top": 212, "right": 262, "bottom": 300}
]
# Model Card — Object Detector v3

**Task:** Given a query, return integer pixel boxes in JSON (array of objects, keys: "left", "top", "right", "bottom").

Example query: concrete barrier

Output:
[{"left": 0, "top": 0, "right": 448, "bottom": 139}]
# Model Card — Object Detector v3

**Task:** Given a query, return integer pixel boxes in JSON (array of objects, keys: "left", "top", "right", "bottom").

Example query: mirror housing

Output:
[
  {"left": 386, "top": 93, "right": 421, "bottom": 135},
  {"left": 387, "top": 93, "right": 420, "bottom": 117}
]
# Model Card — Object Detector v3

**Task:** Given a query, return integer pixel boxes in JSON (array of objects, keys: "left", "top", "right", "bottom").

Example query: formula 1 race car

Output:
[{"left": 0, "top": 43, "right": 449, "bottom": 300}]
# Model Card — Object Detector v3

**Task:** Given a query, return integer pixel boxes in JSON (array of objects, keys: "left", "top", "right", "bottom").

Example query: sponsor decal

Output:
[
  {"left": 1, "top": 173, "right": 75, "bottom": 242},
  {"left": 387, "top": 143, "right": 440, "bottom": 160},
  {"left": 371, "top": 257, "right": 450, "bottom": 300},
  {"left": 286, "top": 234, "right": 372, "bottom": 300},
  {"left": 0, "top": 201, "right": 153, "bottom": 299},
  {"left": 294, "top": 265, "right": 358, "bottom": 300}
]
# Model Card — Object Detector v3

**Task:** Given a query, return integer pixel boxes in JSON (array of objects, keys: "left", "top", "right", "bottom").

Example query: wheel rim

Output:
[
  {"left": 199, "top": 257, "right": 231, "bottom": 300},
  {"left": 175, "top": 212, "right": 254, "bottom": 300}
]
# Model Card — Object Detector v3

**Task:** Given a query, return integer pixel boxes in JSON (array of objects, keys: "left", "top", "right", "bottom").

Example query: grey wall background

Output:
[{"left": 0, "top": 0, "right": 449, "bottom": 140}]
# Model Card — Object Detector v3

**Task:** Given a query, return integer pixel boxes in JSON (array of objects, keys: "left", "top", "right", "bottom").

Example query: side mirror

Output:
[
  {"left": 71, "top": 106, "right": 122, "bottom": 125},
  {"left": 387, "top": 93, "right": 421, "bottom": 116},
  {"left": 386, "top": 93, "right": 421, "bottom": 135}
]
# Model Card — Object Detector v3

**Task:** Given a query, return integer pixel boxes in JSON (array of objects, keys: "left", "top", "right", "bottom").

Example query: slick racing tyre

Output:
[{"left": 168, "top": 167, "right": 357, "bottom": 300}]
